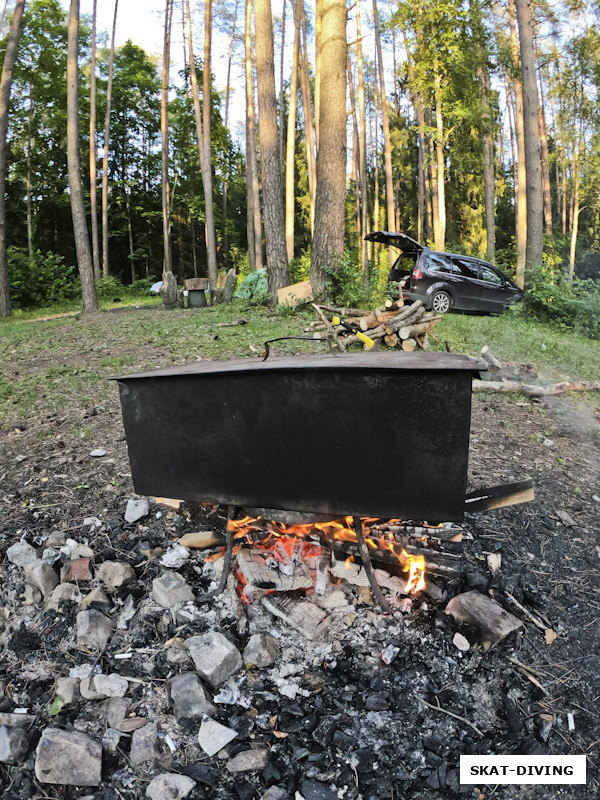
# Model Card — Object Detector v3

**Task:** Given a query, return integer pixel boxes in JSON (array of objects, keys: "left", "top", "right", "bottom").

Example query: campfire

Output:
[{"left": 202, "top": 512, "right": 466, "bottom": 613}]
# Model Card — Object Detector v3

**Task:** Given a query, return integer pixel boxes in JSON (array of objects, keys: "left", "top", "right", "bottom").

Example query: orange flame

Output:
[{"left": 227, "top": 515, "right": 427, "bottom": 594}]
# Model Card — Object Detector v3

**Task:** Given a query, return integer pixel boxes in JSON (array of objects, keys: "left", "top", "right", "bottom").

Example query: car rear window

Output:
[
  {"left": 427, "top": 254, "right": 462, "bottom": 274},
  {"left": 452, "top": 258, "right": 479, "bottom": 279}
]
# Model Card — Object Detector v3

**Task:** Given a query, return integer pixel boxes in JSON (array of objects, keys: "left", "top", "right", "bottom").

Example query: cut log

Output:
[
  {"left": 318, "top": 304, "right": 370, "bottom": 317},
  {"left": 358, "top": 310, "right": 396, "bottom": 331},
  {"left": 385, "top": 298, "right": 404, "bottom": 310},
  {"left": 480, "top": 345, "right": 501, "bottom": 371},
  {"left": 179, "top": 530, "right": 225, "bottom": 549},
  {"left": 398, "top": 320, "right": 435, "bottom": 340},
  {"left": 384, "top": 334, "right": 399, "bottom": 348},
  {"left": 401, "top": 338, "right": 416, "bottom": 351},
  {"left": 472, "top": 379, "right": 600, "bottom": 396},
  {"left": 417, "top": 333, "right": 430, "bottom": 350}
]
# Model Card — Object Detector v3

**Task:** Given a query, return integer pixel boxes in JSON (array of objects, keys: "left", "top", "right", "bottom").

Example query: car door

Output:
[
  {"left": 448, "top": 257, "right": 482, "bottom": 310},
  {"left": 476, "top": 263, "right": 510, "bottom": 311}
]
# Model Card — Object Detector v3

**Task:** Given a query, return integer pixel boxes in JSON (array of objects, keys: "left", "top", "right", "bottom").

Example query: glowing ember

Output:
[{"left": 227, "top": 514, "right": 427, "bottom": 595}]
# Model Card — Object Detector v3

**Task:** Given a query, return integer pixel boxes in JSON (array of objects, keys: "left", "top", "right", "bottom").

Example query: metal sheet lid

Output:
[{"left": 114, "top": 351, "right": 486, "bottom": 381}]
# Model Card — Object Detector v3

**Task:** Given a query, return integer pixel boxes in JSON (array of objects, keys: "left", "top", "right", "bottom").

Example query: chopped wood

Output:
[
  {"left": 179, "top": 530, "right": 225, "bottom": 550},
  {"left": 398, "top": 319, "right": 440, "bottom": 340},
  {"left": 317, "top": 304, "right": 370, "bottom": 317},
  {"left": 384, "top": 334, "right": 399, "bottom": 347},
  {"left": 359, "top": 310, "right": 396, "bottom": 331},
  {"left": 464, "top": 479, "right": 534, "bottom": 512},
  {"left": 472, "top": 379, "right": 600, "bottom": 396},
  {"left": 384, "top": 298, "right": 404, "bottom": 310},
  {"left": 401, "top": 338, "right": 416, "bottom": 351},
  {"left": 445, "top": 590, "right": 523, "bottom": 650},
  {"left": 312, "top": 304, "right": 346, "bottom": 353},
  {"left": 480, "top": 344, "right": 501, "bottom": 371}
]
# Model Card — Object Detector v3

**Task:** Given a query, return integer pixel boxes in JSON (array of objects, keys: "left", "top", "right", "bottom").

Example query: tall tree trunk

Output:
[
  {"left": 67, "top": 0, "right": 98, "bottom": 312},
  {"left": 101, "top": 0, "right": 118, "bottom": 278},
  {"left": 126, "top": 186, "right": 135, "bottom": 282},
  {"left": 299, "top": 4, "right": 316, "bottom": 231},
  {"left": 26, "top": 88, "right": 33, "bottom": 261},
  {"left": 89, "top": 0, "right": 100, "bottom": 279},
  {"left": 185, "top": 0, "right": 218, "bottom": 286},
  {"left": 514, "top": 0, "right": 543, "bottom": 271},
  {"left": 347, "top": 57, "right": 362, "bottom": 266},
  {"left": 478, "top": 65, "right": 495, "bottom": 263},
  {"left": 202, "top": 0, "right": 219, "bottom": 287},
  {"left": 222, "top": 0, "right": 239, "bottom": 267},
  {"left": 356, "top": 0, "right": 368, "bottom": 277},
  {"left": 314, "top": 0, "right": 321, "bottom": 150},
  {"left": 401, "top": 26, "right": 426, "bottom": 244},
  {"left": 568, "top": 140, "right": 579, "bottom": 280},
  {"left": 372, "top": 0, "right": 394, "bottom": 263},
  {"left": 285, "top": 0, "right": 300, "bottom": 263},
  {"left": 161, "top": 0, "right": 173, "bottom": 277},
  {"left": 245, "top": 0, "right": 263, "bottom": 269},
  {"left": 278, "top": 0, "right": 285, "bottom": 167},
  {"left": 0, "top": 0, "right": 26, "bottom": 318},
  {"left": 432, "top": 62, "right": 446, "bottom": 250},
  {"left": 246, "top": 111, "right": 256, "bottom": 271},
  {"left": 508, "top": 0, "right": 527, "bottom": 287},
  {"left": 373, "top": 44, "right": 380, "bottom": 242},
  {"left": 255, "top": 0, "right": 290, "bottom": 295},
  {"left": 503, "top": 71, "right": 520, "bottom": 238},
  {"left": 536, "top": 71, "right": 552, "bottom": 234},
  {"left": 310, "top": 0, "right": 346, "bottom": 297}
]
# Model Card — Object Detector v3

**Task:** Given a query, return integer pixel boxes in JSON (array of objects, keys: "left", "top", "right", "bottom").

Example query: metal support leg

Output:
[
  {"left": 197, "top": 506, "right": 235, "bottom": 601},
  {"left": 353, "top": 515, "right": 391, "bottom": 612}
]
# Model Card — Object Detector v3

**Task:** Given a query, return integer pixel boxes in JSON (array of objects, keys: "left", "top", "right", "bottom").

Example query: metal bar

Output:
[{"left": 353, "top": 515, "right": 391, "bottom": 612}]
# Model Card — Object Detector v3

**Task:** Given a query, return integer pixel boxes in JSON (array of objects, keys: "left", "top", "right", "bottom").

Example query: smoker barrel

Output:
[{"left": 113, "top": 352, "right": 485, "bottom": 522}]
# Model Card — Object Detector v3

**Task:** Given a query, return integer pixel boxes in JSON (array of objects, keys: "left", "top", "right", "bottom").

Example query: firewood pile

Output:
[{"left": 304, "top": 298, "right": 443, "bottom": 351}]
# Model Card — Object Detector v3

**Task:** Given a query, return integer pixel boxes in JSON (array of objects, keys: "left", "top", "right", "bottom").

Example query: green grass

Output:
[
  {"left": 6, "top": 291, "right": 161, "bottom": 321},
  {"left": 1, "top": 300, "right": 598, "bottom": 422},
  {"left": 437, "top": 308, "right": 600, "bottom": 381}
]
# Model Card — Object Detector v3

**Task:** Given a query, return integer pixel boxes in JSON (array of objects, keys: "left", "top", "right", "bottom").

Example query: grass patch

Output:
[
  {"left": 1, "top": 300, "right": 598, "bottom": 423},
  {"left": 435, "top": 309, "right": 600, "bottom": 380}
]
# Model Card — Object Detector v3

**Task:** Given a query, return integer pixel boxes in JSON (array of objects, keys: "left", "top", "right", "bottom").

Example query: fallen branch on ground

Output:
[{"left": 472, "top": 379, "right": 600, "bottom": 396}]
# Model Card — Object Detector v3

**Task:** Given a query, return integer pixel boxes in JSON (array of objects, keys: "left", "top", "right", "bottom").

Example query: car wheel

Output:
[{"left": 431, "top": 290, "right": 451, "bottom": 314}]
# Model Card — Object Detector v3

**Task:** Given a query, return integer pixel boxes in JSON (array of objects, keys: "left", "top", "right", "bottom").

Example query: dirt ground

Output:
[{"left": 1, "top": 307, "right": 599, "bottom": 799}]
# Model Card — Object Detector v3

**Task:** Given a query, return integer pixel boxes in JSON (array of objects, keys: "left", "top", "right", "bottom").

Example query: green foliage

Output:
[
  {"left": 523, "top": 270, "right": 600, "bottom": 339},
  {"left": 8, "top": 248, "right": 78, "bottom": 308},
  {"left": 324, "top": 250, "right": 375, "bottom": 308}
]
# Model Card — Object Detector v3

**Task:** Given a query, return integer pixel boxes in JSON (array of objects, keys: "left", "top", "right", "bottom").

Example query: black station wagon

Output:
[{"left": 365, "top": 231, "right": 523, "bottom": 315}]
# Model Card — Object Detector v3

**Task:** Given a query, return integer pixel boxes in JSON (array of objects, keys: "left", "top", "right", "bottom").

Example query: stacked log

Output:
[{"left": 305, "top": 300, "right": 443, "bottom": 351}]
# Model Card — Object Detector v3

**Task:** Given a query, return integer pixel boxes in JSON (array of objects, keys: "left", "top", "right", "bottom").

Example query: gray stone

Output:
[
  {"left": 168, "top": 672, "right": 213, "bottom": 720},
  {"left": 81, "top": 674, "right": 128, "bottom": 700},
  {"left": 243, "top": 633, "right": 280, "bottom": 668},
  {"left": 55, "top": 677, "right": 80, "bottom": 705},
  {"left": 90, "top": 448, "right": 106, "bottom": 457},
  {"left": 453, "top": 632, "right": 471, "bottom": 652},
  {"left": 261, "top": 788, "right": 289, "bottom": 800},
  {"left": 6, "top": 541, "right": 39, "bottom": 566},
  {"left": 24, "top": 562, "right": 58, "bottom": 597},
  {"left": 146, "top": 773, "right": 196, "bottom": 800},
  {"left": 97, "top": 561, "right": 136, "bottom": 590},
  {"left": 187, "top": 632, "right": 242, "bottom": 686},
  {"left": 198, "top": 718, "right": 238, "bottom": 757},
  {"left": 129, "top": 724, "right": 162, "bottom": 765},
  {"left": 125, "top": 497, "right": 150, "bottom": 524},
  {"left": 93, "top": 674, "right": 129, "bottom": 698},
  {"left": 226, "top": 748, "right": 270, "bottom": 773},
  {"left": 34, "top": 728, "right": 102, "bottom": 786},
  {"left": 102, "top": 728, "right": 124, "bottom": 754},
  {"left": 80, "top": 677, "right": 107, "bottom": 700},
  {"left": 0, "top": 725, "right": 29, "bottom": 764},
  {"left": 76, "top": 609, "right": 114, "bottom": 651},
  {"left": 47, "top": 583, "right": 81, "bottom": 610},
  {"left": 151, "top": 572, "right": 194, "bottom": 609},
  {"left": 100, "top": 697, "right": 132, "bottom": 729},
  {"left": 23, "top": 584, "right": 42, "bottom": 605},
  {"left": 0, "top": 713, "right": 35, "bottom": 728},
  {"left": 79, "top": 586, "right": 111, "bottom": 610}
]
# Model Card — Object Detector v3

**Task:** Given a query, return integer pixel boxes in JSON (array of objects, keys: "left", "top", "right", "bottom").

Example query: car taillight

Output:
[{"left": 413, "top": 268, "right": 422, "bottom": 280}]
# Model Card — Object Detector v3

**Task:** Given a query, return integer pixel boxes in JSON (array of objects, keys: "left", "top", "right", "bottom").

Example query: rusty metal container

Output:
[{"left": 114, "top": 352, "right": 485, "bottom": 521}]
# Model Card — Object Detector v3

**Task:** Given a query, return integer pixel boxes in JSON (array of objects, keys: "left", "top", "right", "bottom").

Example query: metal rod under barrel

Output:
[{"left": 353, "top": 515, "right": 391, "bottom": 612}]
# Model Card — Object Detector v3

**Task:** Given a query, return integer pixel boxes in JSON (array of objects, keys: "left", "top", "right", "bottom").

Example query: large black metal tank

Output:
[{"left": 114, "top": 352, "right": 485, "bottom": 522}]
